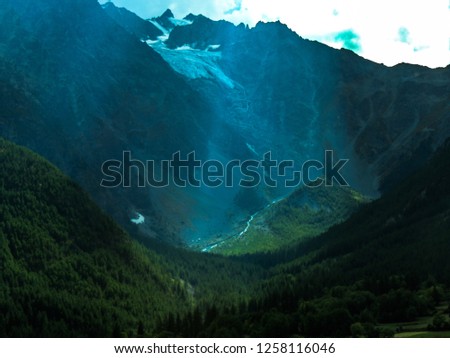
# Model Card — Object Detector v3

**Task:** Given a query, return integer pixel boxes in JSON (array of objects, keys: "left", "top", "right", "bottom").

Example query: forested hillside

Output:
[
  {"left": 1, "top": 134, "right": 449, "bottom": 338},
  {"left": 0, "top": 138, "right": 262, "bottom": 337}
]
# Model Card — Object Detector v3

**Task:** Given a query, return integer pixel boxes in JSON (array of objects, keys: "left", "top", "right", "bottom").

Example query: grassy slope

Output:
[{"left": 214, "top": 185, "right": 367, "bottom": 255}]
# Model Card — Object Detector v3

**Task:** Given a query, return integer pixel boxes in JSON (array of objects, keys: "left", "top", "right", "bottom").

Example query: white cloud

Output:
[{"left": 101, "top": 0, "right": 450, "bottom": 68}]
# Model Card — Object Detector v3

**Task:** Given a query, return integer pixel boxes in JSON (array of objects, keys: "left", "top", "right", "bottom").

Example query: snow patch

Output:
[
  {"left": 157, "top": 34, "right": 170, "bottom": 42},
  {"left": 169, "top": 18, "right": 193, "bottom": 27},
  {"left": 148, "top": 19, "right": 169, "bottom": 35},
  {"left": 175, "top": 45, "right": 195, "bottom": 51},
  {"left": 145, "top": 16, "right": 233, "bottom": 88},
  {"left": 131, "top": 213, "right": 145, "bottom": 225},
  {"left": 206, "top": 44, "right": 221, "bottom": 51}
]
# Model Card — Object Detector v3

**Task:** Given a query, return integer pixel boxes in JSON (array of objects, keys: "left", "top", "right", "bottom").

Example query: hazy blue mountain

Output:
[
  {"left": 0, "top": 0, "right": 216, "bottom": 245},
  {"left": 165, "top": 15, "right": 450, "bottom": 194},
  {"left": 143, "top": 9, "right": 448, "bottom": 245},
  {"left": 1, "top": 0, "right": 449, "bottom": 248},
  {"left": 152, "top": 9, "right": 178, "bottom": 32}
]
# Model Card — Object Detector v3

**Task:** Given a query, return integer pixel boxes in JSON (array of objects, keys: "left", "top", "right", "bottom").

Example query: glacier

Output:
[
  {"left": 144, "top": 17, "right": 234, "bottom": 88},
  {"left": 149, "top": 42, "right": 235, "bottom": 88}
]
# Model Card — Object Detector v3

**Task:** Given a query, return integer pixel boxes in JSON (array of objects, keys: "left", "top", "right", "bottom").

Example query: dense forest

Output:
[
  {"left": 0, "top": 138, "right": 262, "bottom": 337},
  {"left": 1, "top": 137, "right": 449, "bottom": 337}
]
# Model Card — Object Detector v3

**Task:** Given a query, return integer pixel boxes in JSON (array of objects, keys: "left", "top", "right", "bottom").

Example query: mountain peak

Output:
[
  {"left": 161, "top": 9, "right": 174, "bottom": 19},
  {"left": 102, "top": 1, "right": 114, "bottom": 8},
  {"left": 184, "top": 13, "right": 198, "bottom": 22}
]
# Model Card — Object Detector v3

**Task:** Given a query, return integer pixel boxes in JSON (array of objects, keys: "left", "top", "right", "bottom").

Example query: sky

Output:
[{"left": 101, "top": 0, "right": 450, "bottom": 68}]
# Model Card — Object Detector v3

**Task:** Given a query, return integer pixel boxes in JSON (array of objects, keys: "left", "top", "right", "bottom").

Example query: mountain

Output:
[
  {"left": 276, "top": 138, "right": 450, "bottom": 282},
  {"left": 165, "top": 16, "right": 450, "bottom": 195},
  {"left": 107, "top": 6, "right": 449, "bottom": 245},
  {"left": 152, "top": 9, "right": 178, "bottom": 32},
  {"left": 0, "top": 1, "right": 449, "bottom": 339},
  {"left": 0, "top": 0, "right": 216, "bottom": 245},
  {"left": 1, "top": 134, "right": 448, "bottom": 338},
  {"left": 1, "top": 0, "right": 449, "bottom": 249}
]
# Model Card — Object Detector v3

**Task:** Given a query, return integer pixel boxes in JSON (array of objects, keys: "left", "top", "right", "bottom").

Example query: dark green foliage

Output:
[
  {"left": 429, "top": 314, "right": 450, "bottom": 331},
  {"left": 0, "top": 139, "right": 262, "bottom": 337},
  {"left": 0, "top": 138, "right": 189, "bottom": 336}
]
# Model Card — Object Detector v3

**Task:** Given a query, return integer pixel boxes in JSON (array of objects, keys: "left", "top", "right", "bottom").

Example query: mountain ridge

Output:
[{"left": 1, "top": 0, "right": 449, "bottom": 246}]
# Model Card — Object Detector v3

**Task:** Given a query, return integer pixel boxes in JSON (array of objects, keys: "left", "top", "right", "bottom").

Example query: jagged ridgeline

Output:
[{"left": 1, "top": 0, "right": 448, "bottom": 247}]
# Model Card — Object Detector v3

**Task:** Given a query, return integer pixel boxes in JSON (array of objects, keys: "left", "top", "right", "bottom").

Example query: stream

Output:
[{"left": 201, "top": 197, "right": 285, "bottom": 252}]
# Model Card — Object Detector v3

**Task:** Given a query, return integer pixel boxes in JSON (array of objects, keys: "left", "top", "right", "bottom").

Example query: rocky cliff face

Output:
[{"left": 164, "top": 16, "right": 450, "bottom": 193}]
